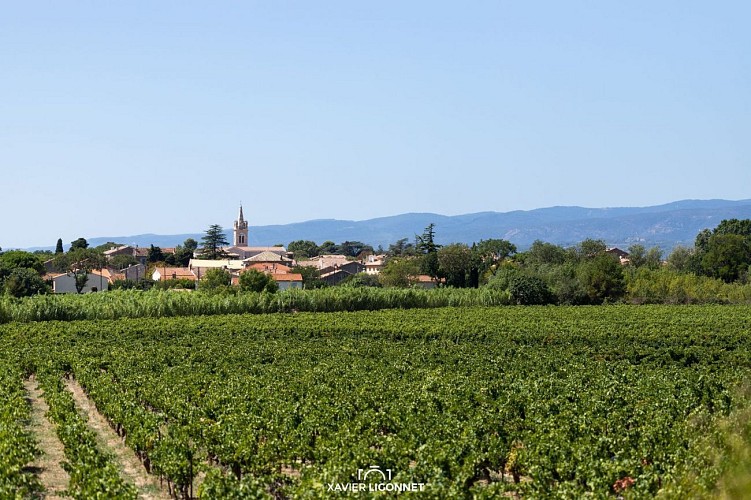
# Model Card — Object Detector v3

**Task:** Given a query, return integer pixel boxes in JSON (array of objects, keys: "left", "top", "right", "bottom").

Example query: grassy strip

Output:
[{"left": 37, "top": 371, "right": 137, "bottom": 499}]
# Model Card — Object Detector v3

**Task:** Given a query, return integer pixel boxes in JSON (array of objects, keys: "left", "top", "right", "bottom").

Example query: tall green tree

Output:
[
  {"left": 55, "top": 238, "right": 64, "bottom": 254},
  {"left": 147, "top": 245, "right": 165, "bottom": 263},
  {"left": 70, "top": 237, "right": 89, "bottom": 250},
  {"left": 416, "top": 224, "right": 440, "bottom": 279},
  {"left": 199, "top": 225, "right": 229, "bottom": 260},
  {"left": 438, "top": 243, "right": 474, "bottom": 288}
]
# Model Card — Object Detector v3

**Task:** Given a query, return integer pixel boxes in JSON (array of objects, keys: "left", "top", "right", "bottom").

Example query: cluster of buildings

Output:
[{"left": 47, "top": 206, "right": 389, "bottom": 293}]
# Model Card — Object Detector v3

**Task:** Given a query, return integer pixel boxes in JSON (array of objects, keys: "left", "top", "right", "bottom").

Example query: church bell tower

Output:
[{"left": 233, "top": 205, "right": 249, "bottom": 246}]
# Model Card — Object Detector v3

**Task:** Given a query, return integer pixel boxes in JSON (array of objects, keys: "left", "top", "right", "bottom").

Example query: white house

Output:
[
  {"left": 270, "top": 273, "right": 304, "bottom": 291},
  {"left": 49, "top": 271, "right": 110, "bottom": 293}
]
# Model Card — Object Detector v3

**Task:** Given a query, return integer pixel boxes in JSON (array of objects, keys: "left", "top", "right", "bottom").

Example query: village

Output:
[{"left": 42, "top": 206, "right": 436, "bottom": 294}]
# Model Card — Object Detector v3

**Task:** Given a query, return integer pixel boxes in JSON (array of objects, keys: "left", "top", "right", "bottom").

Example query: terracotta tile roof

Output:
[
  {"left": 155, "top": 267, "right": 196, "bottom": 281},
  {"left": 271, "top": 273, "right": 303, "bottom": 282},
  {"left": 245, "top": 263, "right": 292, "bottom": 274}
]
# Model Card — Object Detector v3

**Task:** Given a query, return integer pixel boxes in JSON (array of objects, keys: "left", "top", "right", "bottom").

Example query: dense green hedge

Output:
[{"left": 0, "top": 288, "right": 512, "bottom": 324}]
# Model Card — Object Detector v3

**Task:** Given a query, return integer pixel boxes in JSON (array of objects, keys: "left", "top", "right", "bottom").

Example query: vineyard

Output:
[{"left": 1, "top": 305, "right": 750, "bottom": 498}]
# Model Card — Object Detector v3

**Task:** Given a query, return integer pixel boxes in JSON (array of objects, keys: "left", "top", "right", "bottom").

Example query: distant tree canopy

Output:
[
  {"left": 288, "top": 240, "right": 320, "bottom": 259},
  {"left": 70, "top": 237, "right": 89, "bottom": 251},
  {"left": 55, "top": 238, "right": 64, "bottom": 254}
]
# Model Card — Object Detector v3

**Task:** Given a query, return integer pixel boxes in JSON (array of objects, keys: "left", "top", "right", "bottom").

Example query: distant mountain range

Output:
[{"left": 31, "top": 199, "right": 751, "bottom": 252}]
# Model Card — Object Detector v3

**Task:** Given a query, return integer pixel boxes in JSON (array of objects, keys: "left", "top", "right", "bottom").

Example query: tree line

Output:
[{"left": 2, "top": 218, "right": 750, "bottom": 302}]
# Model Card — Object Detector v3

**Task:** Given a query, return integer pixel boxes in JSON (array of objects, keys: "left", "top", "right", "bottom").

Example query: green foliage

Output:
[
  {"left": 576, "top": 253, "right": 626, "bottom": 304},
  {"left": 507, "top": 274, "right": 554, "bottom": 305},
  {"left": 438, "top": 243, "right": 474, "bottom": 288},
  {"left": 485, "top": 266, "right": 555, "bottom": 305},
  {"left": 317, "top": 241, "right": 338, "bottom": 254},
  {"left": 70, "top": 237, "right": 89, "bottom": 250},
  {"left": 338, "top": 272, "right": 381, "bottom": 288},
  {"left": 55, "top": 238, "right": 64, "bottom": 254},
  {"left": 667, "top": 245, "right": 697, "bottom": 273},
  {"left": 36, "top": 371, "right": 137, "bottom": 498},
  {"left": 713, "top": 218, "right": 751, "bottom": 237},
  {"left": 1, "top": 306, "right": 750, "bottom": 497},
  {"left": 110, "top": 254, "right": 138, "bottom": 270},
  {"left": 574, "top": 238, "right": 607, "bottom": 260},
  {"left": 110, "top": 278, "right": 154, "bottom": 291},
  {"left": 239, "top": 269, "right": 278, "bottom": 293},
  {"left": 379, "top": 258, "right": 422, "bottom": 288},
  {"left": 4, "top": 268, "right": 47, "bottom": 297},
  {"left": 387, "top": 237, "right": 416, "bottom": 257},
  {"left": 701, "top": 233, "right": 751, "bottom": 283},
  {"left": 200, "top": 268, "right": 232, "bottom": 291},
  {"left": 147, "top": 244, "right": 165, "bottom": 263},
  {"left": 626, "top": 267, "right": 751, "bottom": 304},
  {"left": 153, "top": 278, "right": 196, "bottom": 290},
  {"left": 93, "top": 241, "right": 123, "bottom": 252},
  {"left": 0, "top": 363, "right": 42, "bottom": 497},
  {"left": 628, "top": 244, "right": 663, "bottom": 270},
  {"left": 338, "top": 241, "right": 372, "bottom": 258},
  {"left": 416, "top": 223, "right": 440, "bottom": 279},
  {"left": 291, "top": 266, "right": 327, "bottom": 289},
  {"left": 0, "top": 287, "right": 513, "bottom": 323},
  {"left": 171, "top": 238, "right": 198, "bottom": 267},
  {"left": 523, "top": 240, "right": 567, "bottom": 266},
  {"left": 52, "top": 248, "right": 106, "bottom": 293},
  {"left": 0, "top": 250, "right": 44, "bottom": 275},
  {"left": 288, "top": 240, "right": 319, "bottom": 259},
  {"left": 199, "top": 224, "right": 229, "bottom": 260}
]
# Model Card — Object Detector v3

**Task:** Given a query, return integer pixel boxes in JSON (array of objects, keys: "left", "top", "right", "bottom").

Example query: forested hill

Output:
[{"left": 78, "top": 199, "right": 751, "bottom": 251}]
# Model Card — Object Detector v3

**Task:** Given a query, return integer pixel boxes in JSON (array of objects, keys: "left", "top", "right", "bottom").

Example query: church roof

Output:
[{"left": 244, "top": 251, "right": 285, "bottom": 262}]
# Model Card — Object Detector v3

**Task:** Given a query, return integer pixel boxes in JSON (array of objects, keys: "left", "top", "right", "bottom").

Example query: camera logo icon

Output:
[{"left": 357, "top": 465, "right": 393, "bottom": 482}]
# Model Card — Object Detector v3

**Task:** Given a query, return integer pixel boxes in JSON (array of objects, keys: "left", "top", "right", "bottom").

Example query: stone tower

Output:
[{"left": 233, "top": 205, "right": 249, "bottom": 246}]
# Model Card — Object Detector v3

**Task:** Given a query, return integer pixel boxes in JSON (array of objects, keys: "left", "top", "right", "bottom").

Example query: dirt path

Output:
[
  {"left": 24, "top": 376, "right": 69, "bottom": 499},
  {"left": 64, "top": 378, "right": 171, "bottom": 500}
]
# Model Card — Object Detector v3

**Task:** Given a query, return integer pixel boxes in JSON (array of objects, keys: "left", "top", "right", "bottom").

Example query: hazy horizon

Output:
[{"left": 2, "top": 2, "right": 749, "bottom": 248}]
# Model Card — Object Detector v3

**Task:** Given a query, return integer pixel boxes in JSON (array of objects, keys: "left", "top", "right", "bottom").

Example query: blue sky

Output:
[{"left": 2, "top": 1, "right": 749, "bottom": 248}]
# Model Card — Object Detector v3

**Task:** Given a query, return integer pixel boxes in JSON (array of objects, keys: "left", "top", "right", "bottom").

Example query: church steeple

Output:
[{"left": 233, "top": 204, "right": 249, "bottom": 246}]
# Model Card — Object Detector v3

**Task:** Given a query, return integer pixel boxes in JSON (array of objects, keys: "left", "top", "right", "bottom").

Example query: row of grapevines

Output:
[
  {"left": 36, "top": 369, "right": 137, "bottom": 499},
  {"left": 0, "top": 362, "right": 40, "bottom": 497},
  {"left": 2, "top": 305, "right": 750, "bottom": 497}
]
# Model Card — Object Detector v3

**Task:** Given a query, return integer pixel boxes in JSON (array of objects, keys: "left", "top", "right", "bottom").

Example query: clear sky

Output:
[{"left": 2, "top": 1, "right": 749, "bottom": 248}]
